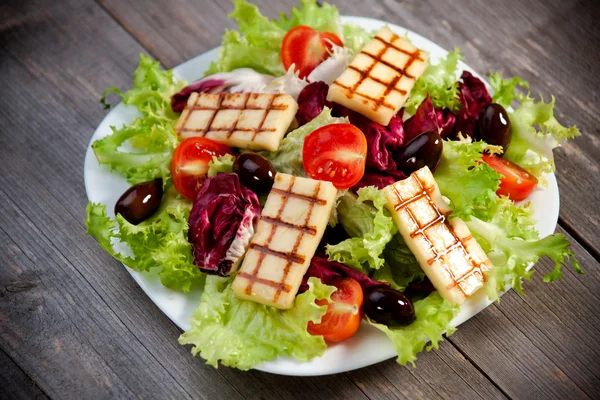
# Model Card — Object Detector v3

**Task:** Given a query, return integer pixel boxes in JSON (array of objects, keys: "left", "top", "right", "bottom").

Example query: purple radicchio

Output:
[
  {"left": 172, "top": 68, "right": 275, "bottom": 112},
  {"left": 454, "top": 71, "right": 492, "bottom": 139},
  {"left": 299, "top": 256, "right": 390, "bottom": 294},
  {"left": 188, "top": 173, "right": 260, "bottom": 276},
  {"left": 403, "top": 94, "right": 441, "bottom": 143}
]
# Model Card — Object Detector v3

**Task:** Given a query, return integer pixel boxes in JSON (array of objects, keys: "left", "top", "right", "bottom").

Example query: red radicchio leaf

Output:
[
  {"left": 403, "top": 94, "right": 440, "bottom": 142},
  {"left": 296, "top": 81, "right": 332, "bottom": 126},
  {"left": 188, "top": 173, "right": 260, "bottom": 276},
  {"left": 299, "top": 256, "right": 390, "bottom": 294},
  {"left": 454, "top": 71, "right": 492, "bottom": 139},
  {"left": 436, "top": 108, "right": 457, "bottom": 139}
]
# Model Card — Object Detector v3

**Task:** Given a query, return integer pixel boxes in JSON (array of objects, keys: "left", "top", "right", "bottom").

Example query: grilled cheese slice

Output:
[
  {"left": 232, "top": 173, "right": 337, "bottom": 309},
  {"left": 175, "top": 92, "right": 298, "bottom": 152},
  {"left": 327, "top": 26, "right": 428, "bottom": 126},
  {"left": 383, "top": 167, "right": 492, "bottom": 305}
]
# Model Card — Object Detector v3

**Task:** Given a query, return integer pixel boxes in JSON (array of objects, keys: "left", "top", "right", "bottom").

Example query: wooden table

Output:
[{"left": 1, "top": 0, "right": 599, "bottom": 398}]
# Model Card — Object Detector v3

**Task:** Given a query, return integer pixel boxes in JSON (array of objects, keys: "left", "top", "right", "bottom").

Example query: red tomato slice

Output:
[
  {"left": 171, "top": 137, "right": 233, "bottom": 200},
  {"left": 308, "top": 277, "right": 363, "bottom": 342},
  {"left": 482, "top": 154, "right": 538, "bottom": 201},
  {"left": 281, "top": 25, "right": 343, "bottom": 78},
  {"left": 302, "top": 124, "right": 367, "bottom": 189}
]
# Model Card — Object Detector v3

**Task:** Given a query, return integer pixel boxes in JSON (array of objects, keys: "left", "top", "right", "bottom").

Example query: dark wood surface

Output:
[{"left": 0, "top": 0, "right": 598, "bottom": 398}]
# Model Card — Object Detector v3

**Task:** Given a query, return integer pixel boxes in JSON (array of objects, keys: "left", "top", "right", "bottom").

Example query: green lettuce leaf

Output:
[
  {"left": 372, "top": 234, "right": 424, "bottom": 291},
  {"left": 179, "top": 276, "right": 335, "bottom": 370},
  {"left": 277, "top": 0, "right": 341, "bottom": 35},
  {"left": 207, "top": 154, "right": 235, "bottom": 177},
  {"left": 489, "top": 72, "right": 529, "bottom": 109},
  {"left": 260, "top": 107, "right": 348, "bottom": 176},
  {"left": 434, "top": 138, "right": 502, "bottom": 221},
  {"left": 467, "top": 212, "right": 583, "bottom": 300},
  {"left": 503, "top": 92, "right": 581, "bottom": 178},
  {"left": 368, "top": 292, "right": 459, "bottom": 366},
  {"left": 342, "top": 24, "right": 374, "bottom": 54},
  {"left": 404, "top": 48, "right": 463, "bottom": 115},
  {"left": 85, "top": 188, "right": 204, "bottom": 292},
  {"left": 93, "top": 54, "right": 184, "bottom": 185},
  {"left": 326, "top": 186, "right": 397, "bottom": 271}
]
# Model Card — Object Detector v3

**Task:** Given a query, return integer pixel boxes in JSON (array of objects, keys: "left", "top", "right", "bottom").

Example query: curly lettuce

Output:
[
  {"left": 94, "top": 54, "right": 184, "bottom": 185},
  {"left": 179, "top": 276, "right": 335, "bottom": 370},
  {"left": 326, "top": 186, "right": 396, "bottom": 271},
  {"left": 85, "top": 188, "right": 204, "bottom": 292},
  {"left": 490, "top": 74, "right": 581, "bottom": 179},
  {"left": 404, "top": 48, "right": 463, "bottom": 115}
]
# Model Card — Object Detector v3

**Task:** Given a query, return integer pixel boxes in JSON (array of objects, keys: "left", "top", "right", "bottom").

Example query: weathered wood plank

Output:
[
  {"left": 447, "top": 226, "right": 600, "bottom": 399},
  {"left": 97, "top": 0, "right": 600, "bottom": 257},
  {"left": 0, "top": 348, "right": 48, "bottom": 400}
]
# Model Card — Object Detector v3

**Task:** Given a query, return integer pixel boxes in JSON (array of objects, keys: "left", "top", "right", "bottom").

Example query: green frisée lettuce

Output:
[
  {"left": 434, "top": 138, "right": 502, "bottom": 221},
  {"left": 207, "top": 0, "right": 372, "bottom": 76},
  {"left": 404, "top": 48, "right": 463, "bottom": 115},
  {"left": 327, "top": 186, "right": 396, "bottom": 271},
  {"left": 260, "top": 107, "right": 348, "bottom": 176},
  {"left": 94, "top": 54, "right": 184, "bottom": 185},
  {"left": 368, "top": 292, "right": 459, "bottom": 366},
  {"left": 490, "top": 74, "right": 581, "bottom": 179},
  {"left": 85, "top": 188, "right": 204, "bottom": 292},
  {"left": 179, "top": 276, "right": 335, "bottom": 370},
  {"left": 373, "top": 235, "right": 424, "bottom": 291},
  {"left": 207, "top": 154, "right": 235, "bottom": 176}
]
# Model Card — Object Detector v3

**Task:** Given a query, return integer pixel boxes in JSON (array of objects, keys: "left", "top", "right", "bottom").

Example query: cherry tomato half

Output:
[
  {"left": 482, "top": 154, "right": 538, "bottom": 201},
  {"left": 302, "top": 124, "right": 367, "bottom": 189},
  {"left": 281, "top": 25, "right": 343, "bottom": 78},
  {"left": 308, "top": 277, "right": 363, "bottom": 342},
  {"left": 171, "top": 137, "right": 233, "bottom": 200}
]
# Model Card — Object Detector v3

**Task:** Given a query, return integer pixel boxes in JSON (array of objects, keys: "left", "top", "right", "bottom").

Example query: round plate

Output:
[{"left": 84, "top": 16, "right": 559, "bottom": 376}]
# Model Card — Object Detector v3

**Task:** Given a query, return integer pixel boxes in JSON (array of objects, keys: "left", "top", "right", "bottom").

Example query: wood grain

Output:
[{"left": 0, "top": 0, "right": 599, "bottom": 398}]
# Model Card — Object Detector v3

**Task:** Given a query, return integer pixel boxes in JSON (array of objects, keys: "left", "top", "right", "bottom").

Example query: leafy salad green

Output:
[{"left": 86, "top": 0, "right": 583, "bottom": 372}]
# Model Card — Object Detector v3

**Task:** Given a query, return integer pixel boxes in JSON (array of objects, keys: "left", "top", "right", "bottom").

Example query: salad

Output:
[{"left": 86, "top": 0, "right": 584, "bottom": 370}]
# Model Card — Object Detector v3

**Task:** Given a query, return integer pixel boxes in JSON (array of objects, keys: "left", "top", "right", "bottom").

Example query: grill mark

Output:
[
  {"left": 188, "top": 105, "right": 289, "bottom": 111},
  {"left": 224, "top": 93, "right": 250, "bottom": 139},
  {"left": 330, "top": 81, "right": 397, "bottom": 110},
  {"left": 347, "top": 65, "right": 409, "bottom": 95},
  {"left": 260, "top": 216, "right": 317, "bottom": 235},
  {"left": 373, "top": 35, "right": 425, "bottom": 61},
  {"left": 271, "top": 188, "right": 327, "bottom": 205},
  {"left": 273, "top": 181, "right": 321, "bottom": 303},
  {"left": 252, "top": 94, "right": 279, "bottom": 141},
  {"left": 361, "top": 51, "right": 417, "bottom": 81},
  {"left": 176, "top": 92, "right": 198, "bottom": 135},
  {"left": 237, "top": 273, "right": 292, "bottom": 293}
]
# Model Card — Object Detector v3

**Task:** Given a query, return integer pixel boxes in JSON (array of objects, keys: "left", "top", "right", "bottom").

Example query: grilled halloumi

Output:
[
  {"left": 383, "top": 167, "right": 492, "bottom": 305},
  {"left": 175, "top": 92, "right": 298, "bottom": 152},
  {"left": 327, "top": 26, "right": 428, "bottom": 126},
  {"left": 232, "top": 173, "right": 337, "bottom": 309}
]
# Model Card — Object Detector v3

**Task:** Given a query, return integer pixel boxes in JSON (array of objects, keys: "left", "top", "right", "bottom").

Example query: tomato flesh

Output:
[
  {"left": 171, "top": 137, "right": 233, "bottom": 200},
  {"left": 281, "top": 25, "right": 343, "bottom": 78},
  {"left": 308, "top": 278, "right": 363, "bottom": 342},
  {"left": 482, "top": 154, "right": 538, "bottom": 201},
  {"left": 302, "top": 124, "right": 367, "bottom": 189}
]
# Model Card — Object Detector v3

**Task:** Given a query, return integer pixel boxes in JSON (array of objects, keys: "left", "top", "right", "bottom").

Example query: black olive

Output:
[
  {"left": 396, "top": 130, "right": 443, "bottom": 174},
  {"left": 114, "top": 178, "right": 163, "bottom": 225},
  {"left": 364, "top": 287, "right": 416, "bottom": 327},
  {"left": 233, "top": 153, "right": 276, "bottom": 193},
  {"left": 475, "top": 103, "right": 512, "bottom": 153}
]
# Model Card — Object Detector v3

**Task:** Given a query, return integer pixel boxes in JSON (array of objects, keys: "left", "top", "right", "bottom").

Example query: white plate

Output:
[{"left": 84, "top": 17, "right": 559, "bottom": 376}]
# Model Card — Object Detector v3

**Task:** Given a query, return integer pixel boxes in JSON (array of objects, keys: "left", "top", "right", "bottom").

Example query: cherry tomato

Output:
[
  {"left": 171, "top": 137, "right": 233, "bottom": 200},
  {"left": 482, "top": 154, "right": 538, "bottom": 201},
  {"left": 308, "top": 277, "right": 363, "bottom": 342},
  {"left": 281, "top": 25, "right": 343, "bottom": 78},
  {"left": 302, "top": 124, "right": 367, "bottom": 189}
]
